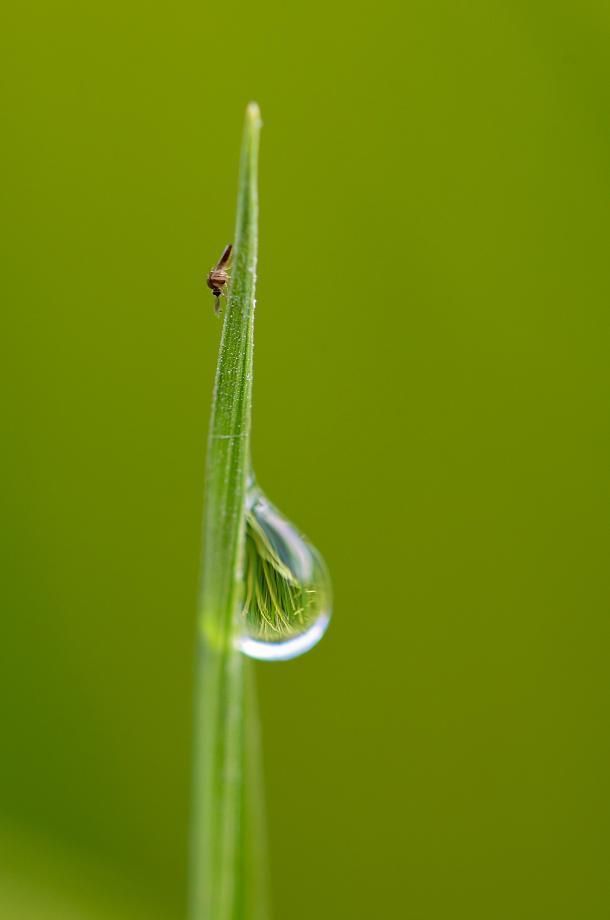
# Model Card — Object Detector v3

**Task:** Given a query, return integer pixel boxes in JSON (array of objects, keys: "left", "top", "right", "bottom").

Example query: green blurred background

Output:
[{"left": 2, "top": 1, "right": 609, "bottom": 917}]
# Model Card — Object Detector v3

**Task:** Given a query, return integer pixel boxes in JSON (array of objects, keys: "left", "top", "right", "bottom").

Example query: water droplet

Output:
[{"left": 238, "top": 483, "right": 332, "bottom": 661}]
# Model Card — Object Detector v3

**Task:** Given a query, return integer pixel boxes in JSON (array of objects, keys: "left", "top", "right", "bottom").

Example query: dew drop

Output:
[{"left": 238, "top": 483, "right": 332, "bottom": 662}]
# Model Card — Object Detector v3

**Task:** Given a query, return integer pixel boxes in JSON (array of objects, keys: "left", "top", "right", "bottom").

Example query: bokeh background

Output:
[{"left": 2, "top": 1, "right": 609, "bottom": 917}]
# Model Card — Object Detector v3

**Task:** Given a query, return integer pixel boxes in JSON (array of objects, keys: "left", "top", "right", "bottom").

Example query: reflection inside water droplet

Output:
[{"left": 238, "top": 484, "right": 332, "bottom": 662}]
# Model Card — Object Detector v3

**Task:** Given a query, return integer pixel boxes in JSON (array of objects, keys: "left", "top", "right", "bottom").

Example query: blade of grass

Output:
[{"left": 188, "top": 103, "right": 269, "bottom": 920}]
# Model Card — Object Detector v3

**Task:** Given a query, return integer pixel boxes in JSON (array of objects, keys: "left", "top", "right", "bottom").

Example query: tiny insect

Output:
[{"left": 206, "top": 243, "right": 233, "bottom": 314}]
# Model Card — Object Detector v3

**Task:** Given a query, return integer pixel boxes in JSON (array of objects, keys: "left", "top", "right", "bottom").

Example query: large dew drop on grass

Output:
[{"left": 238, "top": 484, "right": 332, "bottom": 662}]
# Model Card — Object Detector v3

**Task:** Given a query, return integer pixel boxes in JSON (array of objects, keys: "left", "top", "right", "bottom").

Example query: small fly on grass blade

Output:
[{"left": 206, "top": 244, "right": 233, "bottom": 314}]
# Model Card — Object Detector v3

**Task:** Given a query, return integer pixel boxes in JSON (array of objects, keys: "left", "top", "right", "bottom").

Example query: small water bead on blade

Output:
[{"left": 238, "top": 485, "right": 332, "bottom": 662}]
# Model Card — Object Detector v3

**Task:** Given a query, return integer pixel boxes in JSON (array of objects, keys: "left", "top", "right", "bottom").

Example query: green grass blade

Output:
[{"left": 188, "top": 103, "right": 268, "bottom": 920}]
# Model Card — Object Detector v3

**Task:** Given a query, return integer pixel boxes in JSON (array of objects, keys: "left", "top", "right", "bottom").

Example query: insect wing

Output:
[{"left": 215, "top": 243, "right": 232, "bottom": 270}]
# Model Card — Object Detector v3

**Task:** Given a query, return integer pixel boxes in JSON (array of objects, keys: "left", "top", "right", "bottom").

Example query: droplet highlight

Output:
[{"left": 238, "top": 485, "right": 332, "bottom": 662}]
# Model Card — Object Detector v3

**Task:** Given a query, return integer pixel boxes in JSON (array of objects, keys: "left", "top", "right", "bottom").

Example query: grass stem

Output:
[{"left": 188, "top": 103, "right": 268, "bottom": 920}]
